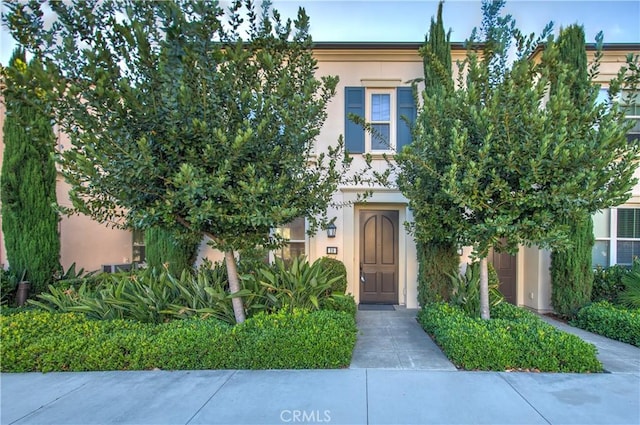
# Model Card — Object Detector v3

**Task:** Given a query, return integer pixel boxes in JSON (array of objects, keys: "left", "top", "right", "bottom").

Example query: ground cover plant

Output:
[
  {"left": 0, "top": 308, "right": 357, "bottom": 372},
  {"left": 570, "top": 260, "right": 640, "bottom": 345},
  {"left": 3, "top": 256, "right": 358, "bottom": 372},
  {"left": 418, "top": 302, "right": 603, "bottom": 372},
  {"left": 572, "top": 301, "right": 640, "bottom": 347}
]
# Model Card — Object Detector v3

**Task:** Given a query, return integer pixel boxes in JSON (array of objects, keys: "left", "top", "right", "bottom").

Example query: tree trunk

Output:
[
  {"left": 224, "top": 250, "right": 246, "bottom": 324},
  {"left": 479, "top": 256, "right": 490, "bottom": 320}
]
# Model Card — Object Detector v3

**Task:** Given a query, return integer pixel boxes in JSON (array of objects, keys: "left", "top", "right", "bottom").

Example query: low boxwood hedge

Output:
[
  {"left": 0, "top": 309, "right": 357, "bottom": 372},
  {"left": 571, "top": 301, "right": 640, "bottom": 347},
  {"left": 418, "top": 302, "right": 603, "bottom": 372}
]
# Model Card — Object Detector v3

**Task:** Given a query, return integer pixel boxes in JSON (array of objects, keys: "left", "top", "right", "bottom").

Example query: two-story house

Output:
[{"left": 1, "top": 41, "right": 638, "bottom": 312}]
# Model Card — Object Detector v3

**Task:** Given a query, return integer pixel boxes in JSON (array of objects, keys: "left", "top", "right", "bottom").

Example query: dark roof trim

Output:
[
  {"left": 531, "top": 42, "right": 640, "bottom": 57},
  {"left": 585, "top": 43, "right": 640, "bottom": 51},
  {"left": 311, "top": 41, "right": 467, "bottom": 50}
]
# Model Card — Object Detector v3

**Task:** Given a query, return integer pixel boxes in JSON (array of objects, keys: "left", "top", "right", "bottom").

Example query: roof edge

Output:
[{"left": 311, "top": 41, "right": 467, "bottom": 50}]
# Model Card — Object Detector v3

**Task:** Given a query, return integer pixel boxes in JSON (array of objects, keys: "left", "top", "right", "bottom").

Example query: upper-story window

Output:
[
  {"left": 623, "top": 92, "right": 640, "bottom": 144},
  {"left": 345, "top": 86, "right": 416, "bottom": 154},
  {"left": 369, "top": 91, "right": 394, "bottom": 151}
]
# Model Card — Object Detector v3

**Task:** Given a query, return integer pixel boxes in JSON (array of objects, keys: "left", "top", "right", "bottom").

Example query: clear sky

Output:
[{"left": 1, "top": 0, "right": 639, "bottom": 66}]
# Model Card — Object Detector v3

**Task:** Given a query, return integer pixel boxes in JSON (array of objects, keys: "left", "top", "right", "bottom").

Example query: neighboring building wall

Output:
[
  {"left": 56, "top": 177, "right": 133, "bottom": 272},
  {"left": 528, "top": 44, "right": 640, "bottom": 312}
]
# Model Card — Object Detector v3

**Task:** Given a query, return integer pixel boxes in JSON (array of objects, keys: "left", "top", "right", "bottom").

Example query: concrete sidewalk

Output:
[
  {"left": 2, "top": 369, "right": 639, "bottom": 424},
  {"left": 2, "top": 308, "right": 639, "bottom": 425}
]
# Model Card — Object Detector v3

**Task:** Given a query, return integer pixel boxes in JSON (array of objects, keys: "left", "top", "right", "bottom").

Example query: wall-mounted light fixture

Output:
[{"left": 327, "top": 222, "right": 337, "bottom": 238}]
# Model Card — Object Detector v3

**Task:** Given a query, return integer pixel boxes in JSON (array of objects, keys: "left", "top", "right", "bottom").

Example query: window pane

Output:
[
  {"left": 616, "top": 240, "right": 640, "bottom": 265},
  {"left": 592, "top": 210, "right": 610, "bottom": 238},
  {"left": 617, "top": 209, "right": 640, "bottom": 238},
  {"left": 371, "top": 123, "right": 390, "bottom": 150},
  {"left": 371, "top": 94, "right": 390, "bottom": 121},
  {"left": 288, "top": 217, "right": 306, "bottom": 241},
  {"left": 277, "top": 242, "right": 305, "bottom": 263},
  {"left": 595, "top": 88, "right": 608, "bottom": 106},
  {"left": 592, "top": 240, "right": 610, "bottom": 268}
]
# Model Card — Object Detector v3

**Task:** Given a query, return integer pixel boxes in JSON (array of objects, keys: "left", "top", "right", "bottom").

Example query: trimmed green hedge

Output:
[
  {"left": 418, "top": 302, "right": 603, "bottom": 372},
  {"left": 0, "top": 309, "right": 357, "bottom": 372},
  {"left": 572, "top": 301, "right": 640, "bottom": 347}
]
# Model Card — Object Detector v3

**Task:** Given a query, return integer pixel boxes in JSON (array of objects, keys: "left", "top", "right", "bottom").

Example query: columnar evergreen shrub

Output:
[
  {"left": 417, "top": 242, "right": 459, "bottom": 305},
  {"left": 1, "top": 49, "right": 60, "bottom": 294},
  {"left": 144, "top": 226, "right": 201, "bottom": 276},
  {"left": 550, "top": 26, "right": 595, "bottom": 318},
  {"left": 399, "top": 2, "right": 459, "bottom": 306}
]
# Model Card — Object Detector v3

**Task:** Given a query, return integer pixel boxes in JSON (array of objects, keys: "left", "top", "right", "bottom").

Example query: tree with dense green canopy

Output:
[
  {"left": 550, "top": 25, "right": 595, "bottom": 318},
  {"left": 397, "top": 1, "right": 459, "bottom": 304},
  {"left": 3, "top": 0, "right": 359, "bottom": 323},
  {"left": 396, "top": 0, "right": 640, "bottom": 319},
  {"left": 1, "top": 48, "right": 60, "bottom": 295}
]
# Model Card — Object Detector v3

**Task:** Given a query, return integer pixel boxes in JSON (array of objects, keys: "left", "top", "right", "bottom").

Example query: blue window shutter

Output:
[
  {"left": 396, "top": 87, "right": 416, "bottom": 152},
  {"left": 345, "top": 87, "right": 365, "bottom": 154}
]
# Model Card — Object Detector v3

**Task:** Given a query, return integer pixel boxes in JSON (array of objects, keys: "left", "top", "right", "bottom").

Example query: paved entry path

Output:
[{"left": 349, "top": 306, "right": 457, "bottom": 370}]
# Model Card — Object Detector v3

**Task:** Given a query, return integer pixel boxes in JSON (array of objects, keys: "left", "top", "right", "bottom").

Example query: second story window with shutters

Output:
[{"left": 344, "top": 86, "right": 416, "bottom": 155}]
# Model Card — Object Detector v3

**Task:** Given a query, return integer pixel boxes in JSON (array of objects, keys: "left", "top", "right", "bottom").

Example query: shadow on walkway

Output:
[{"left": 349, "top": 306, "right": 457, "bottom": 370}]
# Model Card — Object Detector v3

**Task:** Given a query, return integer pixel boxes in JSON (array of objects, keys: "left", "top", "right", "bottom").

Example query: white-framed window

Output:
[
  {"left": 624, "top": 95, "right": 640, "bottom": 144},
  {"left": 344, "top": 86, "right": 415, "bottom": 155},
  {"left": 132, "top": 229, "right": 145, "bottom": 264},
  {"left": 592, "top": 207, "right": 640, "bottom": 267},
  {"left": 367, "top": 89, "right": 396, "bottom": 152},
  {"left": 274, "top": 217, "right": 306, "bottom": 263}
]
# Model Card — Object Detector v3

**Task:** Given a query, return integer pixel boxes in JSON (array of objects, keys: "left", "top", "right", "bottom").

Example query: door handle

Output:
[{"left": 360, "top": 263, "right": 365, "bottom": 283}]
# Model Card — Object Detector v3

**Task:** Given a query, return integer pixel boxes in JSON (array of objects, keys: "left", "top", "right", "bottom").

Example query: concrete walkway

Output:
[
  {"left": 349, "top": 307, "right": 456, "bottom": 370},
  {"left": 539, "top": 314, "right": 640, "bottom": 373},
  {"left": 1, "top": 307, "right": 639, "bottom": 425}
]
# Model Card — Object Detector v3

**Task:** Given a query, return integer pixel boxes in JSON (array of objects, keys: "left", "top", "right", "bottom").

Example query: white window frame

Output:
[
  {"left": 593, "top": 207, "right": 640, "bottom": 267},
  {"left": 366, "top": 88, "right": 396, "bottom": 153},
  {"left": 271, "top": 217, "right": 307, "bottom": 263}
]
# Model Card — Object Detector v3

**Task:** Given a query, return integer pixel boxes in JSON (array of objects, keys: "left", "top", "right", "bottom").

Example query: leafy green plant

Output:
[
  {"left": 0, "top": 308, "right": 356, "bottom": 372},
  {"left": 448, "top": 262, "right": 504, "bottom": 318},
  {"left": 319, "top": 257, "right": 348, "bottom": 293},
  {"left": 572, "top": 301, "right": 640, "bottom": 346},
  {"left": 418, "top": 302, "right": 602, "bottom": 372},
  {"left": 1, "top": 269, "right": 19, "bottom": 305},
  {"left": 619, "top": 260, "right": 640, "bottom": 309},
  {"left": 31, "top": 268, "right": 241, "bottom": 324},
  {"left": 592, "top": 265, "right": 628, "bottom": 303},
  {"left": 253, "top": 256, "right": 342, "bottom": 313}
]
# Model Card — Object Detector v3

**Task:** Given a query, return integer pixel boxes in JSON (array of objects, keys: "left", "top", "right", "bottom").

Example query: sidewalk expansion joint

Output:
[
  {"left": 184, "top": 370, "right": 238, "bottom": 425},
  {"left": 7, "top": 380, "right": 90, "bottom": 425},
  {"left": 498, "top": 373, "right": 552, "bottom": 425}
]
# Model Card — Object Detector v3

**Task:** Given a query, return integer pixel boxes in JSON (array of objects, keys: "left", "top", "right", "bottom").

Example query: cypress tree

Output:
[
  {"left": 550, "top": 25, "right": 595, "bottom": 317},
  {"left": 1, "top": 49, "right": 60, "bottom": 294},
  {"left": 144, "top": 227, "right": 201, "bottom": 276},
  {"left": 403, "top": 1, "right": 459, "bottom": 305}
]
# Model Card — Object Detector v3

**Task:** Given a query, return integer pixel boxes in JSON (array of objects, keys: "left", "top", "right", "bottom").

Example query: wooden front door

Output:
[
  {"left": 359, "top": 210, "right": 399, "bottom": 304},
  {"left": 490, "top": 244, "right": 517, "bottom": 304}
]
